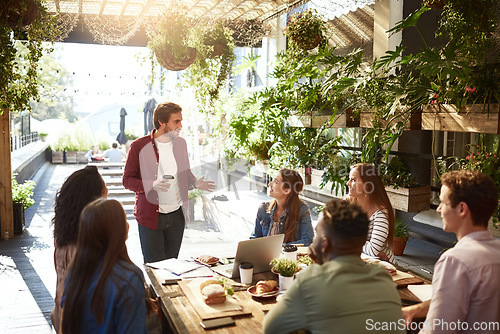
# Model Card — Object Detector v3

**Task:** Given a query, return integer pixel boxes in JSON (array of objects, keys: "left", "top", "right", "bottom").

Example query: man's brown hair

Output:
[
  {"left": 153, "top": 102, "right": 182, "bottom": 129},
  {"left": 441, "top": 170, "right": 498, "bottom": 226}
]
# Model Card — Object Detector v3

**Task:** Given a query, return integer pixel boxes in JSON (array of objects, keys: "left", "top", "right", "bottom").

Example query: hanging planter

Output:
[
  {"left": 295, "top": 108, "right": 360, "bottom": 128},
  {"left": 283, "top": 9, "right": 329, "bottom": 51},
  {"left": 296, "top": 34, "right": 322, "bottom": 51},
  {"left": 0, "top": 0, "right": 40, "bottom": 28},
  {"left": 421, "top": 103, "right": 500, "bottom": 134},
  {"left": 360, "top": 107, "right": 422, "bottom": 130},
  {"left": 147, "top": 6, "right": 197, "bottom": 72},
  {"left": 154, "top": 45, "right": 197, "bottom": 71},
  {"left": 385, "top": 185, "right": 431, "bottom": 212}
]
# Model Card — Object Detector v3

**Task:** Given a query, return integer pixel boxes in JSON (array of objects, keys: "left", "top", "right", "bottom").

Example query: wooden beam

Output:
[
  {"left": 120, "top": 0, "right": 130, "bottom": 17},
  {"left": 99, "top": 0, "right": 107, "bottom": 16},
  {"left": 0, "top": 109, "right": 13, "bottom": 240},
  {"left": 214, "top": 0, "right": 247, "bottom": 22}
]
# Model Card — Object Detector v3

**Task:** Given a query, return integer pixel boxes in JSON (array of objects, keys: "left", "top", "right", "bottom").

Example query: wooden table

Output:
[
  {"left": 146, "top": 266, "right": 429, "bottom": 333},
  {"left": 146, "top": 267, "right": 278, "bottom": 333}
]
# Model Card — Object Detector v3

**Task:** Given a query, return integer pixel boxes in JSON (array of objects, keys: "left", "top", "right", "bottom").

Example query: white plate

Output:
[{"left": 247, "top": 285, "right": 279, "bottom": 298}]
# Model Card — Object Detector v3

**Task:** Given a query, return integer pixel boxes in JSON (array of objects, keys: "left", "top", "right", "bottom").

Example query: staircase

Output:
[{"left": 88, "top": 162, "right": 135, "bottom": 218}]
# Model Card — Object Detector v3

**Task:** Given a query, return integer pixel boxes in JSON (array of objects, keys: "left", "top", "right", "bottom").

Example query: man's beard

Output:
[{"left": 312, "top": 242, "right": 325, "bottom": 265}]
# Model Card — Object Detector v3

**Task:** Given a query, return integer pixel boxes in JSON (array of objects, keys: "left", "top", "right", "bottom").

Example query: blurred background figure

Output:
[
  {"left": 103, "top": 142, "right": 126, "bottom": 163},
  {"left": 84, "top": 144, "right": 103, "bottom": 162}
]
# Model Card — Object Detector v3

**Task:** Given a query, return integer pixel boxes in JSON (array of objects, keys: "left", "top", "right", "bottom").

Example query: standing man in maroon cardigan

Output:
[{"left": 123, "top": 102, "right": 216, "bottom": 263}]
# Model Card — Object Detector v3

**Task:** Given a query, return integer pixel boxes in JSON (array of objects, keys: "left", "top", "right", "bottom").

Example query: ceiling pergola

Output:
[
  {"left": 42, "top": 0, "right": 306, "bottom": 45},
  {"left": 44, "top": 0, "right": 302, "bottom": 21}
]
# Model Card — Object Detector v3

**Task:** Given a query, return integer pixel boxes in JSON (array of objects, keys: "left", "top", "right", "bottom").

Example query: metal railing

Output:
[{"left": 10, "top": 132, "right": 40, "bottom": 152}]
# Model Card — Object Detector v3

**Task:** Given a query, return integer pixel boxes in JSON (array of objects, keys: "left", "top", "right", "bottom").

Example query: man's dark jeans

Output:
[{"left": 138, "top": 207, "right": 185, "bottom": 263}]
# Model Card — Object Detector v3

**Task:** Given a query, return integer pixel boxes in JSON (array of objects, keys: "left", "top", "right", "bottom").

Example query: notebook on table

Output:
[{"left": 212, "top": 234, "right": 284, "bottom": 278}]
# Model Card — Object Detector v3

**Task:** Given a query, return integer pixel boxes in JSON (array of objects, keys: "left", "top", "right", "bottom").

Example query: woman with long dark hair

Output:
[
  {"left": 60, "top": 199, "right": 150, "bottom": 333},
  {"left": 251, "top": 168, "right": 314, "bottom": 245},
  {"left": 51, "top": 166, "right": 108, "bottom": 332},
  {"left": 346, "top": 163, "right": 395, "bottom": 262}
]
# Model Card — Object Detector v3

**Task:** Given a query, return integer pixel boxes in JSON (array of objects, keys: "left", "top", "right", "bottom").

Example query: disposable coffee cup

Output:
[
  {"left": 239, "top": 262, "right": 253, "bottom": 285},
  {"left": 283, "top": 245, "right": 298, "bottom": 261}
]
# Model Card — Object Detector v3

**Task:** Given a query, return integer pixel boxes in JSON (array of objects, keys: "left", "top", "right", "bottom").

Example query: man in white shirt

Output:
[
  {"left": 123, "top": 102, "right": 215, "bottom": 262},
  {"left": 402, "top": 170, "right": 500, "bottom": 334},
  {"left": 103, "top": 142, "right": 126, "bottom": 163}
]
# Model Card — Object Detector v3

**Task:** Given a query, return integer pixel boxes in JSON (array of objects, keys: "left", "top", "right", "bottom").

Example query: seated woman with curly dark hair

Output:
[{"left": 50, "top": 166, "right": 108, "bottom": 333}]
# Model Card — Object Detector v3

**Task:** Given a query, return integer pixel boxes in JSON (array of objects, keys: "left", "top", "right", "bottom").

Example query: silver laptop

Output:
[{"left": 213, "top": 234, "right": 285, "bottom": 278}]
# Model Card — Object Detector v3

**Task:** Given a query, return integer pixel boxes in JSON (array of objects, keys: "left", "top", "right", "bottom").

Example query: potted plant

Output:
[
  {"left": 147, "top": 6, "right": 197, "bottom": 71},
  {"left": 187, "top": 189, "right": 202, "bottom": 222},
  {"left": 50, "top": 138, "right": 67, "bottom": 164},
  {"left": 283, "top": 9, "right": 329, "bottom": 50},
  {"left": 391, "top": 218, "right": 410, "bottom": 256},
  {"left": 125, "top": 130, "right": 139, "bottom": 152},
  {"left": 386, "top": 3, "right": 500, "bottom": 134},
  {"left": 270, "top": 257, "right": 300, "bottom": 291},
  {"left": 380, "top": 157, "right": 431, "bottom": 212},
  {"left": 38, "top": 131, "right": 48, "bottom": 142},
  {"left": 11, "top": 176, "right": 35, "bottom": 234}
]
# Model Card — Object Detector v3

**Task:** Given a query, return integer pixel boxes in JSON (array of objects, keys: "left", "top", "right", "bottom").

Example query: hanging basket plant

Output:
[
  {"left": 226, "top": 19, "right": 271, "bottom": 47},
  {"left": 202, "top": 21, "right": 231, "bottom": 59},
  {"left": 283, "top": 9, "right": 329, "bottom": 50},
  {"left": 184, "top": 20, "right": 236, "bottom": 113},
  {"left": 147, "top": 6, "right": 197, "bottom": 71},
  {"left": 0, "top": 0, "right": 40, "bottom": 29},
  {"left": 155, "top": 45, "right": 197, "bottom": 71}
]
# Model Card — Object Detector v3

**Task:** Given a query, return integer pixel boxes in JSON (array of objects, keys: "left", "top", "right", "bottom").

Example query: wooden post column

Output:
[{"left": 0, "top": 109, "right": 13, "bottom": 239}]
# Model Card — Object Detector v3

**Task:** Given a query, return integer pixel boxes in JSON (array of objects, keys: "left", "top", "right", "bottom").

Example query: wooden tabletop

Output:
[
  {"left": 146, "top": 265, "right": 430, "bottom": 333},
  {"left": 146, "top": 267, "right": 278, "bottom": 333}
]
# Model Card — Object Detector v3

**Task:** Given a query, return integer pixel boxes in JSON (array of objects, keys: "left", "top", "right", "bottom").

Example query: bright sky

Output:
[{"left": 52, "top": 42, "right": 150, "bottom": 116}]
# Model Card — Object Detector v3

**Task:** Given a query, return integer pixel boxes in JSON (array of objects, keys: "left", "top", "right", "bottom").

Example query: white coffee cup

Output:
[
  {"left": 283, "top": 245, "right": 298, "bottom": 261},
  {"left": 239, "top": 262, "right": 253, "bottom": 285}
]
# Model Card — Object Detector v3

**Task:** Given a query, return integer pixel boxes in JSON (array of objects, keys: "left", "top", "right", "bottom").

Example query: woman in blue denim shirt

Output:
[
  {"left": 60, "top": 199, "right": 154, "bottom": 334},
  {"left": 251, "top": 169, "right": 314, "bottom": 246}
]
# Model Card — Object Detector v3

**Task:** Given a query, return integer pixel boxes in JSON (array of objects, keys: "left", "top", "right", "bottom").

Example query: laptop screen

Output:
[{"left": 214, "top": 234, "right": 284, "bottom": 278}]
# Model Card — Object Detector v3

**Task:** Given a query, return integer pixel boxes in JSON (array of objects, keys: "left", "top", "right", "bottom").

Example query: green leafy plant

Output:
[
  {"left": 385, "top": 2, "right": 500, "bottom": 109},
  {"left": 270, "top": 258, "right": 300, "bottom": 277},
  {"left": 147, "top": 6, "right": 195, "bottom": 66},
  {"left": 184, "top": 20, "right": 236, "bottom": 114},
  {"left": 437, "top": 140, "right": 500, "bottom": 225},
  {"left": 394, "top": 218, "right": 410, "bottom": 239},
  {"left": 125, "top": 130, "right": 139, "bottom": 141},
  {"left": 11, "top": 176, "right": 35, "bottom": 210},
  {"left": 297, "top": 255, "right": 313, "bottom": 266},
  {"left": 188, "top": 188, "right": 203, "bottom": 201},
  {"left": 283, "top": 9, "right": 330, "bottom": 50},
  {"left": 1, "top": 0, "right": 61, "bottom": 114},
  {"left": 217, "top": 278, "right": 235, "bottom": 295},
  {"left": 380, "top": 157, "right": 419, "bottom": 189}
]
